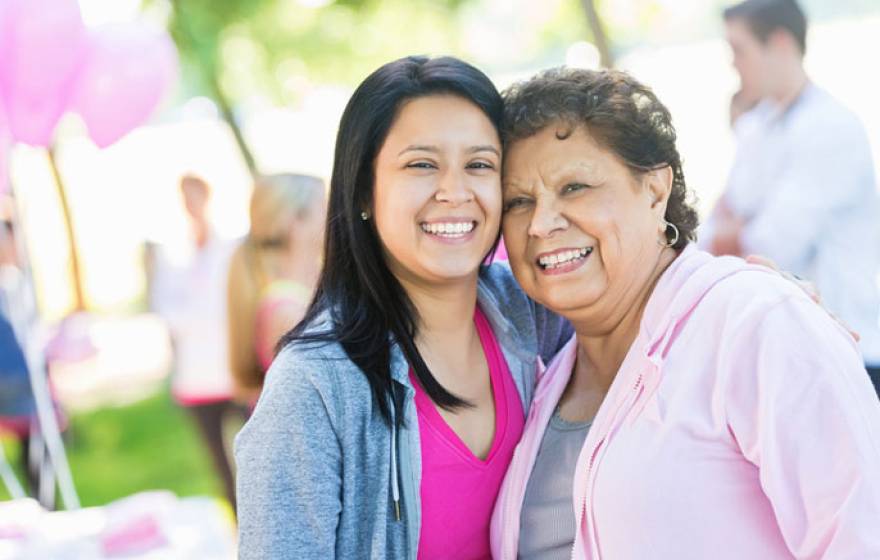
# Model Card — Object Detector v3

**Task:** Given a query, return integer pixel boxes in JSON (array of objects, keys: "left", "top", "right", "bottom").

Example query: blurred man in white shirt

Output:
[{"left": 702, "top": 0, "right": 880, "bottom": 393}]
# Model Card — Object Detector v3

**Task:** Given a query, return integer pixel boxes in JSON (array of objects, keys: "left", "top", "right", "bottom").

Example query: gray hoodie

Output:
[{"left": 234, "top": 263, "right": 571, "bottom": 559}]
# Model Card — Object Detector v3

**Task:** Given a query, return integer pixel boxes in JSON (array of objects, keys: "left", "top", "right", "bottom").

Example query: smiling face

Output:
[
  {"left": 372, "top": 94, "right": 502, "bottom": 288},
  {"left": 502, "top": 124, "right": 672, "bottom": 326}
]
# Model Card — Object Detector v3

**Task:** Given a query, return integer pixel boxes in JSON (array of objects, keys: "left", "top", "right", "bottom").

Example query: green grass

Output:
[{"left": 0, "top": 389, "right": 226, "bottom": 507}]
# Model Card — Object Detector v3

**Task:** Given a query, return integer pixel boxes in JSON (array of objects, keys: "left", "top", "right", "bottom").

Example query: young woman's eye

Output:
[
  {"left": 467, "top": 161, "right": 495, "bottom": 170},
  {"left": 503, "top": 197, "right": 532, "bottom": 212},
  {"left": 406, "top": 161, "right": 437, "bottom": 170}
]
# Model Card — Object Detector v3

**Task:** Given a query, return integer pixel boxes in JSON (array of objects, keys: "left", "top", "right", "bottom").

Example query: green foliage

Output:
[
  {"left": 0, "top": 390, "right": 224, "bottom": 507},
  {"left": 152, "top": 0, "right": 476, "bottom": 104}
]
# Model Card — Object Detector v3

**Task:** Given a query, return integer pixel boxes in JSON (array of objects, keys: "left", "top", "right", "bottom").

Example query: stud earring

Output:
[{"left": 360, "top": 211, "right": 370, "bottom": 221}]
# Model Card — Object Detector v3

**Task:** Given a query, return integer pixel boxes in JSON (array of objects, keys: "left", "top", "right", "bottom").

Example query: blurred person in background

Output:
[
  {"left": 0, "top": 195, "right": 38, "bottom": 496},
  {"left": 145, "top": 174, "right": 245, "bottom": 510},
  {"left": 226, "top": 173, "right": 325, "bottom": 406},
  {"left": 702, "top": 0, "right": 880, "bottom": 395},
  {"left": 0, "top": 195, "right": 62, "bottom": 508}
]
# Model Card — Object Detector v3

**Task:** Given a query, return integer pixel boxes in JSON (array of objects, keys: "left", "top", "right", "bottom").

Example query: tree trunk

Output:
[
  {"left": 207, "top": 67, "right": 258, "bottom": 178},
  {"left": 579, "top": 0, "right": 614, "bottom": 68},
  {"left": 169, "top": 0, "right": 258, "bottom": 179}
]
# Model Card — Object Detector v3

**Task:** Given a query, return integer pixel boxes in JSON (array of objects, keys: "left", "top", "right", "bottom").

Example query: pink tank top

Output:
[{"left": 409, "top": 307, "right": 525, "bottom": 560}]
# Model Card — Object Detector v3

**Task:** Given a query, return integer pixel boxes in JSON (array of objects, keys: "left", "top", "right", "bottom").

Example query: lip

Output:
[
  {"left": 420, "top": 218, "right": 479, "bottom": 245},
  {"left": 539, "top": 255, "right": 588, "bottom": 275},
  {"left": 535, "top": 246, "right": 592, "bottom": 276},
  {"left": 421, "top": 217, "right": 478, "bottom": 225},
  {"left": 535, "top": 246, "right": 589, "bottom": 261}
]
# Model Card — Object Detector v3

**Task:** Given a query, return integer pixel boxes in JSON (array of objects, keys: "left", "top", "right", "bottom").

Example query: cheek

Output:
[
  {"left": 372, "top": 182, "right": 411, "bottom": 250},
  {"left": 604, "top": 213, "right": 658, "bottom": 275},
  {"left": 476, "top": 178, "right": 503, "bottom": 226},
  {"left": 591, "top": 202, "right": 647, "bottom": 266},
  {"left": 374, "top": 175, "right": 423, "bottom": 223},
  {"left": 501, "top": 213, "right": 529, "bottom": 268}
]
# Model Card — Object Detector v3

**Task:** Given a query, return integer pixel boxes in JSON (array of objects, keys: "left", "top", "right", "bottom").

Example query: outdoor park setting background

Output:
[{"left": 1, "top": 0, "right": 879, "bottom": 556}]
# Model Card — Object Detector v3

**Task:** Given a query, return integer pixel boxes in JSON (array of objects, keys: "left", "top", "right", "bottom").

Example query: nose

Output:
[
  {"left": 528, "top": 196, "right": 568, "bottom": 238},
  {"left": 435, "top": 168, "right": 474, "bottom": 206}
]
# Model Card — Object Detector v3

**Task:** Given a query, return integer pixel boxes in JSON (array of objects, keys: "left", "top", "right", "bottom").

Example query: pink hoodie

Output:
[{"left": 491, "top": 245, "right": 880, "bottom": 559}]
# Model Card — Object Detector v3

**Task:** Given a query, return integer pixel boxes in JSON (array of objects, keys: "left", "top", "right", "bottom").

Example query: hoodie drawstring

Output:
[{"left": 390, "top": 396, "right": 402, "bottom": 521}]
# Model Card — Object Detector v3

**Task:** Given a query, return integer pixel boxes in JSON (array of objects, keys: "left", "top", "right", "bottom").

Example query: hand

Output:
[
  {"left": 709, "top": 202, "right": 745, "bottom": 257},
  {"left": 745, "top": 255, "right": 861, "bottom": 342}
]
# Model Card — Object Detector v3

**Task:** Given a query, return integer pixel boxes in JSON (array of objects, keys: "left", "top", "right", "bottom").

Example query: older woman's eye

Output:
[
  {"left": 503, "top": 197, "right": 532, "bottom": 212},
  {"left": 562, "top": 182, "right": 589, "bottom": 194}
]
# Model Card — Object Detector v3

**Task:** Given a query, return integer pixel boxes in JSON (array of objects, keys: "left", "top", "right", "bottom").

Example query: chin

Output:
[
  {"left": 425, "top": 256, "right": 484, "bottom": 280},
  {"left": 542, "top": 286, "right": 599, "bottom": 317}
]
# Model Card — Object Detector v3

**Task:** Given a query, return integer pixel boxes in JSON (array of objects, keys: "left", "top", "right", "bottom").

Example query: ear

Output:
[
  {"left": 645, "top": 165, "right": 673, "bottom": 219},
  {"left": 767, "top": 28, "right": 795, "bottom": 55}
]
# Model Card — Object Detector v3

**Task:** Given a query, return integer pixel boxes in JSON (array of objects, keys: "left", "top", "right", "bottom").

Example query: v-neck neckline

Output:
[{"left": 410, "top": 306, "right": 510, "bottom": 465}]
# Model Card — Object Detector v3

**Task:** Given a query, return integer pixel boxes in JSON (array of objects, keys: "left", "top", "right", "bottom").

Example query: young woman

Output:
[
  {"left": 226, "top": 173, "right": 325, "bottom": 405},
  {"left": 234, "top": 56, "right": 570, "bottom": 559}
]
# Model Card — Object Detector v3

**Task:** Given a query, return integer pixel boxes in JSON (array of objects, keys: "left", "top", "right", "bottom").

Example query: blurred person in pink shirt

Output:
[
  {"left": 146, "top": 174, "right": 245, "bottom": 510},
  {"left": 226, "top": 173, "right": 325, "bottom": 406},
  {"left": 491, "top": 68, "right": 880, "bottom": 560}
]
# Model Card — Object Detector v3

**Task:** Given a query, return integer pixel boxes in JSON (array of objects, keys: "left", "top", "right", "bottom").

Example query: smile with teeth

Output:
[
  {"left": 538, "top": 247, "right": 592, "bottom": 269},
  {"left": 420, "top": 221, "right": 476, "bottom": 238}
]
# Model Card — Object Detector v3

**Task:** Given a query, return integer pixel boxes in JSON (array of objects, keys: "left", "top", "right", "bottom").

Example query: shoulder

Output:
[
  {"left": 796, "top": 87, "right": 868, "bottom": 141},
  {"left": 479, "top": 262, "right": 528, "bottom": 303},
  {"left": 255, "top": 326, "right": 376, "bottom": 429},
  {"left": 702, "top": 266, "right": 857, "bottom": 357},
  {"left": 705, "top": 266, "right": 802, "bottom": 312}
]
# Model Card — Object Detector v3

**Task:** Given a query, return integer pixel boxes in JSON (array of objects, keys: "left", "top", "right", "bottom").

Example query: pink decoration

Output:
[
  {"left": 101, "top": 514, "right": 167, "bottom": 557},
  {"left": 0, "top": 0, "right": 88, "bottom": 147},
  {"left": 70, "top": 23, "right": 178, "bottom": 148},
  {"left": 0, "top": 105, "right": 11, "bottom": 195}
]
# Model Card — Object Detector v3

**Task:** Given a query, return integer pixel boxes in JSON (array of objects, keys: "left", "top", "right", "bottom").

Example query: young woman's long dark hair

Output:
[{"left": 278, "top": 55, "right": 503, "bottom": 425}]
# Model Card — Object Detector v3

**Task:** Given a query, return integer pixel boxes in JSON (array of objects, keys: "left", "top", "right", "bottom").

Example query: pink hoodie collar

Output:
[{"left": 640, "top": 245, "right": 759, "bottom": 365}]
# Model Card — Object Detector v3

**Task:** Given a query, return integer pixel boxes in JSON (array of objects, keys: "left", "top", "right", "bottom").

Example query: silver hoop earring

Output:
[
  {"left": 663, "top": 221, "right": 680, "bottom": 248},
  {"left": 360, "top": 211, "right": 369, "bottom": 221}
]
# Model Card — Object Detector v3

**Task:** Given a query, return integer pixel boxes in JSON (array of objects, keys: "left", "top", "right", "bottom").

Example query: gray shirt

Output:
[{"left": 518, "top": 408, "right": 592, "bottom": 560}]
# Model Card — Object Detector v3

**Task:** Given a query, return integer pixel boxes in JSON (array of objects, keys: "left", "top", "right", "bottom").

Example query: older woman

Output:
[{"left": 491, "top": 68, "right": 880, "bottom": 559}]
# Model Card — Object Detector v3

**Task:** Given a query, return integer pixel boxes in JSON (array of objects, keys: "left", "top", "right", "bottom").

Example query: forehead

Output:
[
  {"left": 506, "top": 125, "right": 605, "bottom": 170},
  {"left": 504, "top": 125, "right": 621, "bottom": 187},
  {"left": 383, "top": 94, "right": 497, "bottom": 145},
  {"left": 725, "top": 18, "right": 760, "bottom": 47}
]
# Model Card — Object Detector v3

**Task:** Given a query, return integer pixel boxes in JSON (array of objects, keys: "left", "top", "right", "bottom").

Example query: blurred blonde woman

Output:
[{"left": 227, "top": 173, "right": 325, "bottom": 405}]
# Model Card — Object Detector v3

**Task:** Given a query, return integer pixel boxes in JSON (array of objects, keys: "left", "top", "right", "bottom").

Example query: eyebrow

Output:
[
  {"left": 397, "top": 144, "right": 501, "bottom": 157},
  {"left": 502, "top": 178, "right": 530, "bottom": 194}
]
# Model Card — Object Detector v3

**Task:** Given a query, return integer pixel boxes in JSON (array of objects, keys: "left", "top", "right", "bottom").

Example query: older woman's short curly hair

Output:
[{"left": 501, "top": 67, "right": 698, "bottom": 249}]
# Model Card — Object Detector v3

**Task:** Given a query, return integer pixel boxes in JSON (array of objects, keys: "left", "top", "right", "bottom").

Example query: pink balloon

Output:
[
  {"left": 70, "top": 23, "right": 178, "bottom": 148},
  {"left": 0, "top": 0, "right": 88, "bottom": 147},
  {"left": 0, "top": 106, "right": 11, "bottom": 196}
]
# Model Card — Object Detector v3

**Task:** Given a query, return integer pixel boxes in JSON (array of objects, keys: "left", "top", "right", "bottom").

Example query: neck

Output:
[
  {"left": 190, "top": 218, "right": 210, "bottom": 249},
  {"left": 571, "top": 247, "right": 677, "bottom": 389},
  {"left": 771, "top": 64, "right": 808, "bottom": 109},
  {"left": 400, "top": 273, "right": 480, "bottom": 353}
]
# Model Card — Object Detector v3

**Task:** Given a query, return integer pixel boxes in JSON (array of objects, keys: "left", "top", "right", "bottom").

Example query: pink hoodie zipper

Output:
[{"left": 574, "top": 373, "right": 645, "bottom": 560}]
